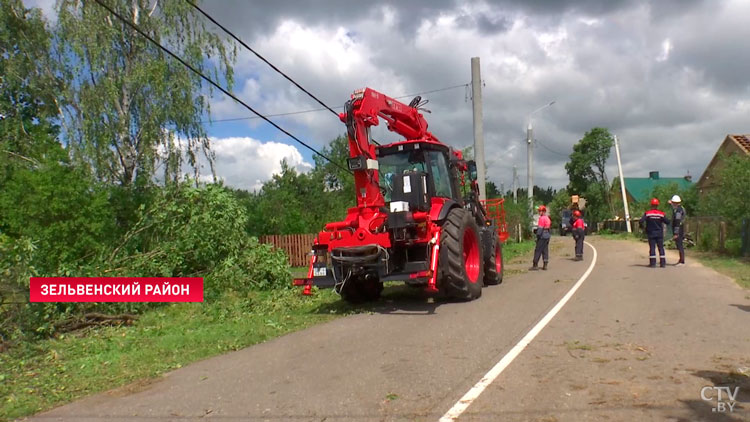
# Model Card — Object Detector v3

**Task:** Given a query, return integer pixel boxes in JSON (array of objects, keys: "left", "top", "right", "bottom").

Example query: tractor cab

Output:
[{"left": 377, "top": 141, "right": 462, "bottom": 211}]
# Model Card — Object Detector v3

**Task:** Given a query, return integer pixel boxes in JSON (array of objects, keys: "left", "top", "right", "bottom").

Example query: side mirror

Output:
[{"left": 467, "top": 160, "right": 478, "bottom": 181}]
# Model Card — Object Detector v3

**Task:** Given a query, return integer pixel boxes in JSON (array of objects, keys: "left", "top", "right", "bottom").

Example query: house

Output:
[
  {"left": 696, "top": 134, "right": 750, "bottom": 197},
  {"left": 614, "top": 171, "right": 694, "bottom": 204}
]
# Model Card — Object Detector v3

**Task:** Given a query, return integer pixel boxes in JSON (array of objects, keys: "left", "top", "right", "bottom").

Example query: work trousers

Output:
[
  {"left": 648, "top": 236, "right": 666, "bottom": 267},
  {"left": 533, "top": 236, "right": 550, "bottom": 266},
  {"left": 675, "top": 232, "right": 685, "bottom": 264},
  {"left": 574, "top": 229, "right": 585, "bottom": 258}
]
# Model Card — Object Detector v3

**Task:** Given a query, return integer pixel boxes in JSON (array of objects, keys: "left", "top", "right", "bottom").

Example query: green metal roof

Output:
[{"left": 619, "top": 176, "right": 693, "bottom": 202}]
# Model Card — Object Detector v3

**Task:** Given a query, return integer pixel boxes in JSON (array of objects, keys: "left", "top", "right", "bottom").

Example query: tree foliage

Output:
[
  {"left": 0, "top": 2, "right": 298, "bottom": 343},
  {"left": 55, "top": 0, "right": 236, "bottom": 186},
  {"left": 565, "top": 127, "right": 615, "bottom": 222},
  {"left": 237, "top": 136, "right": 354, "bottom": 236},
  {"left": 699, "top": 154, "right": 750, "bottom": 223},
  {"left": 0, "top": 0, "right": 59, "bottom": 179}
]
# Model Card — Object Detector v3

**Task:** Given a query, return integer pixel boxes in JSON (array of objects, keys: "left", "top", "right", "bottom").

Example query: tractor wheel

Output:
[
  {"left": 484, "top": 236, "right": 504, "bottom": 285},
  {"left": 340, "top": 275, "right": 382, "bottom": 304},
  {"left": 438, "top": 208, "right": 484, "bottom": 300}
]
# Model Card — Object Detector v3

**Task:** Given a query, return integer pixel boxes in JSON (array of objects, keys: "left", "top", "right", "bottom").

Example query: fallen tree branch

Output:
[{"left": 55, "top": 312, "right": 139, "bottom": 333}]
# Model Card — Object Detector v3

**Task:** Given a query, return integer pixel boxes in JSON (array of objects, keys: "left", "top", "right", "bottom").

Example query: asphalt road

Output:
[{"left": 26, "top": 236, "right": 750, "bottom": 422}]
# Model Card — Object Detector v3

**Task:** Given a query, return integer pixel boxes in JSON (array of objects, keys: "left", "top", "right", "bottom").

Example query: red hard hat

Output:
[
  {"left": 573, "top": 210, "right": 581, "bottom": 217},
  {"left": 538, "top": 205, "right": 546, "bottom": 212},
  {"left": 650, "top": 198, "right": 660, "bottom": 206}
]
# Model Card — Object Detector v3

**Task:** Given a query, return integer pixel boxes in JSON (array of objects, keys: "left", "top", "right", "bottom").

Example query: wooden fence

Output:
[
  {"left": 259, "top": 234, "right": 316, "bottom": 267},
  {"left": 684, "top": 216, "right": 728, "bottom": 252}
]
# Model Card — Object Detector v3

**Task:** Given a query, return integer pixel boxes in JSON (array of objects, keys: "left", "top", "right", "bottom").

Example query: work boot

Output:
[
  {"left": 542, "top": 262, "right": 548, "bottom": 270},
  {"left": 529, "top": 265, "right": 539, "bottom": 271}
]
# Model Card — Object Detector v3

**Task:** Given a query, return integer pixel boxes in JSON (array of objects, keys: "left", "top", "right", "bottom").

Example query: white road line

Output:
[{"left": 439, "top": 241, "right": 598, "bottom": 422}]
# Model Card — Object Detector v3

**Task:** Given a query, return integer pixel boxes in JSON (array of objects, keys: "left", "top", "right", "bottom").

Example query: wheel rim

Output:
[
  {"left": 495, "top": 243, "right": 502, "bottom": 274},
  {"left": 463, "top": 229, "right": 480, "bottom": 283}
]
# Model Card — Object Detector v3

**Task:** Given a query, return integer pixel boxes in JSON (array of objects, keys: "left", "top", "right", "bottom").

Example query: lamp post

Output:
[{"left": 527, "top": 101, "right": 555, "bottom": 215}]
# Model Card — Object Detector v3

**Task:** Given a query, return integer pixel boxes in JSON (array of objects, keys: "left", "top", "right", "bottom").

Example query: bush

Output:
[
  {"left": 108, "top": 182, "right": 291, "bottom": 297},
  {"left": 208, "top": 238, "right": 291, "bottom": 297},
  {"left": 725, "top": 238, "right": 742, "bottom": 256},
  {"left": 1, "top": 182, "right": 293, "bottom": 340},
  {"left": 697, "top": 226, "right": 718, "bottom": 252}
]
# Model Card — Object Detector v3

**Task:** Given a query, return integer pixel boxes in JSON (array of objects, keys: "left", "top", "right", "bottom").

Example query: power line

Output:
[
  {"left": 203, "top": 83, "right": 469, "bottom": 124},
  {"left": 186, "top": 0, "right": 340, "bottom": 118},
  {"left": 536, "top": 139, "right": 569, "bottom": 156},
  {"left": 90, "top": 0, "right": 351, "bottom": 175}
]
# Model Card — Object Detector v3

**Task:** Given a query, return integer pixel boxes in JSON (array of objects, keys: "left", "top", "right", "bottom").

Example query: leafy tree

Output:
[
  {"left": 486, "top": 181, "right": 502, "bottom": 199},
  {"left": 243, "top": 161, "right": 320, "bottom": 235},
  {"left": 547, "top": 188, "right": 571, "bottom": 230},
  {"left": 565, "top": 127, "right": 615, "bottom": 223},
  {"left": 0, "top": 0, "right": 59, "bottom": 180},
  {"left": 699, "top": 154, "right": 750, "bottom": 224},
  {"left": 0, "top": 144, "right": 114, "bottom": 273},
  {"left": 55, "top": 0, "right": 236, "bottom": 186},
  {"left": 533, "top": 186, "right": 556, "bottom": 204},
  {"left": 309, "top": 135, "right": 354, "bottom": 221}
]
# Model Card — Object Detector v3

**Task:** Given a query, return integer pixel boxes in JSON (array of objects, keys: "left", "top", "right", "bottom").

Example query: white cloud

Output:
[
  {"left": 656, "top": 38, "right": 672, "bottom": 62},
  {"left": 205, "top": 137, "right": 312, "bottom": 191},
  {"left": 24, "top": 0, "right": 56, "bottom": 20},
  {"left": 199, "top": 0, "right": 750, "bottom": 191}
]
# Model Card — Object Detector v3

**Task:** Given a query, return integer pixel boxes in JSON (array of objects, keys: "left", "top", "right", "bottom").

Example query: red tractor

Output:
[{"left": 294, "top": 88, "right": 508, "bottom": 302}]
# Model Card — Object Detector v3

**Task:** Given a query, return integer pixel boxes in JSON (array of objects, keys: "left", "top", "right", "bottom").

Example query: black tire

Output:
[
  {"left": 438, "top": 208, "right": 484, "bottom": 300},
  {"left": 340, "top": 275, "right": 383, "bottom": 304},
  {"left": 484, "top": 236, "right": 504, "bottom": 285}
]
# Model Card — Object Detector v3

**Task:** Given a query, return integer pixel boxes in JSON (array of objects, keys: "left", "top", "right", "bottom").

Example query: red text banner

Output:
[{"left": 29, "top": 277, "right": 203, "bottom": 302}]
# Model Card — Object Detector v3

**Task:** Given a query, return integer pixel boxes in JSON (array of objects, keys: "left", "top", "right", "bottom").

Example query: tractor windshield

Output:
[{"left": 379, "top": 148, "right": 454, "bottom": 202}]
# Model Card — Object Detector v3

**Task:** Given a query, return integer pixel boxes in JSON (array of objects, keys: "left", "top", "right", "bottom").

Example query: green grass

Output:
[
  {"left": 503, "top": 240, "right": 535, "bottom": 259},
  {"left": 691, "top": 251, "right": 750, "bottom": 289},
  {"left": 290, "top": 266, "right": 308, "bottom": 277},
  {"left": 0, "top": 242, "right": 536, "bottom": 421},
  {"left": 596, "top": 230, "right": 641, "bottom": 241},
  {"left": 0, "top": 289, "right": 354, "bottom": 421}
]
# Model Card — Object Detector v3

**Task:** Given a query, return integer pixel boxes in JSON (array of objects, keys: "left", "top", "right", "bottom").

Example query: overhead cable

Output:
[
  {"left": 90, "top": 0, "right": 351, "bottom": 175},
  {"left": 185, "top": 0, "right": 340, "bottom": 118}
]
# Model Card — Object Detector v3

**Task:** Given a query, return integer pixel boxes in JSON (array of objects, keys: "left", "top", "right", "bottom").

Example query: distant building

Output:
[
  {"left": 614, "top": 171, "right": 694, "bottom": 204},
  {"left": 696, "top": 134, "right": 750, "bottom": 197}
]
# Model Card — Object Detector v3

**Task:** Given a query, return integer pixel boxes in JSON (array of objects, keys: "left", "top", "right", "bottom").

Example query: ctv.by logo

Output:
[{"left": 701, "top": 386, "right": 740, "bottom": 413}]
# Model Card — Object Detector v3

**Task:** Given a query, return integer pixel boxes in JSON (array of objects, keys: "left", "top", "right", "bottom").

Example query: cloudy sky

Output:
[{"left": 29, "top": 0, "right": 750, "bottom": 191}]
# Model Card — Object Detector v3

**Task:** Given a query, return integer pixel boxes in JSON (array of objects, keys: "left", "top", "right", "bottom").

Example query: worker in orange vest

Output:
[
  {"left": 571, "top": 210, "right": 585, "bottom": 261},
  {"left": 530, "top": 205, "right": 551, "bottom": 270}
]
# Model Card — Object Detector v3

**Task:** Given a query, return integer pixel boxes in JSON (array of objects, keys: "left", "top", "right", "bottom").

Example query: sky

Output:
[{"left": 27, "top": 0, "right": 750, "bottom": 192}]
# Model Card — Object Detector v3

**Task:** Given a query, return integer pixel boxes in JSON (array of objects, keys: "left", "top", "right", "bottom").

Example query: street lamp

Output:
[{"left": 527, "top": 101, "right": 555, "bottom": 215}]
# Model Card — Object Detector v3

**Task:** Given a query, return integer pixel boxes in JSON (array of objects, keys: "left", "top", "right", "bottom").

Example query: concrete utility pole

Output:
[
  {"left": 614, "top": 135, "right": 632, "bottom": 232},
  {"left": 512, "top": 165, "right": 518, "bottom": 203},
  {"left": 471, "top": 57, "right": 486, "bottom": 201}
]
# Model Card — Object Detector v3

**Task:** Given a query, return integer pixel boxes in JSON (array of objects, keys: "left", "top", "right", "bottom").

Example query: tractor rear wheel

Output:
[
  {"left": 438, "top": 208, "right": 484, "bottom": 300},
  {"left": 484, "top": 236, "right": 504, "bottom": 285}
]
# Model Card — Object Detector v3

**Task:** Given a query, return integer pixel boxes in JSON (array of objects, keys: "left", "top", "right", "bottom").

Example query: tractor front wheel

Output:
[
  {"left": 484, "top": 236, "right": 504, "bottom": 285},
  {"left": 438, "top": 208, "right": 484, "bottom": 300}
]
